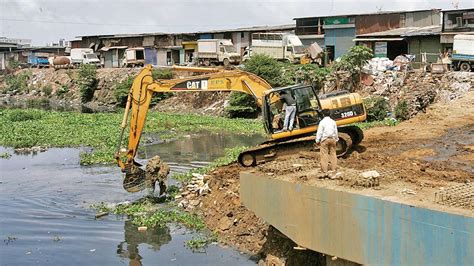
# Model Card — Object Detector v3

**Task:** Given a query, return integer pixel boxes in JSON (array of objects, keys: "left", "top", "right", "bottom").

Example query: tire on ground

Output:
[{"left": 336, "top": 132, "right": 353, "bottom": 157}]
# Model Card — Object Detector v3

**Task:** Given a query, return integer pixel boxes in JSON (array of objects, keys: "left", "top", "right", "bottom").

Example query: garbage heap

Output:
[{"left": 360, "top": 70, "right": 474, "bottom": 118}]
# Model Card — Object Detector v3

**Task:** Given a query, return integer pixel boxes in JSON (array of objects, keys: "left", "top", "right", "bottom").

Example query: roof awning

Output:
[
  {"left": 353, "top": 37, "right": 404, "bottom": 42},
  {"left": 99, "top": 46, "right": 128, "bottom": 51}
]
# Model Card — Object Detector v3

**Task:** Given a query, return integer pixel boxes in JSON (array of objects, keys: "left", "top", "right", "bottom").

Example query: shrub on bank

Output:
[
  {"left": 3, "top": 71, "right": 31, "bottom": 93},
  {"left": 42, "top": 85, "right": 53, "bottom": 96},
  {"left": 115, "top": 72, "right": 173, "bottom": 108},
  {"left": 152, "top": 68, "right": 173, "bottom": 80},
  {"left": 77, "top": 64, "right": 98, "bottom": 103},
  {"left": 225, "top": 92, "right": 259, "bottom": 118},
  {"left": 395, "top": 100, "right": 410, "bottom": 121},
  {"left": 114, "top": 76, "right": 135, "bottom": 107},
  {"left": 364, "top": 97, "right": 389, "bottom": 121}
]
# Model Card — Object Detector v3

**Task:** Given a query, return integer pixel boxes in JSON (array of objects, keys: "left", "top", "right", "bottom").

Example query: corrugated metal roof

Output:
[
  {"left": 75, "top": 24, "right": 295, "bottom": 39},
  {"left": 293, "top": 8, "right": 441, "bottom": 20},
  {"left": 356, "top": 25, "right": 441, "bottom": 37},
  {"left": 401, "top": 25, "right": 441, "bottom": 36},
  {"left": 100, "top": 46, "right": 128, "bottom": 51},
  {"left": 189, "top": 24, "right": 295, "bottom": 34},
  {"left": 353, "top": 37, "right": 405, "bottom": 42}
]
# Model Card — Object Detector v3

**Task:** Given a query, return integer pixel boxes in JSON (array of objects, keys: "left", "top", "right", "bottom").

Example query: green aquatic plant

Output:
[
  {"left": 0, "top": 152, "right": 12, "bottom": 159},
  {"left": 186, "top": 233, "right": 218, "bottom": 251},
  {"left": 0, "top": 109, "right": 264, "bottom": 165}
]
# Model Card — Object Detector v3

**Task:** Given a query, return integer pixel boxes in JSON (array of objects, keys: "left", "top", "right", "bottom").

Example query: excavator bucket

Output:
[{"left": 122, "top": 161, "right": 150, "bottom": 193}]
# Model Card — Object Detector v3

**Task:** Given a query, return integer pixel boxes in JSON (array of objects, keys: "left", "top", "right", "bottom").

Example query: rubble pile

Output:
[
  {"left": 361, "top": 70, "right": 474, "bottom": 118},
  {"left": 177, "top": 164, "right": 268, "bottom": 254},
  {"left": 176, "top": 173, "right": 211, "bottom": 209}
]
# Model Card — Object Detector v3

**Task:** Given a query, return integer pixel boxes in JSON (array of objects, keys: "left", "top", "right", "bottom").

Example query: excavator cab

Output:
[{"left": 263, "top": 85, "right": 322, "bottom": 135}]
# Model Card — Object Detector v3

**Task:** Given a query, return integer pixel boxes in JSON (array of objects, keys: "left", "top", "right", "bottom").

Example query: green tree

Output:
[
  {"left": 242, "top": 54, "right": 282, "bottom": 87},
  {"left": 332, "top": 45, "right": 373, "bottom": 91}
]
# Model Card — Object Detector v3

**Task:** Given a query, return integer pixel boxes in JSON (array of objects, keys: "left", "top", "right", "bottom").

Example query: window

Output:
[{"left": 241, "top": 32, "right": 245, "bottom": 38}]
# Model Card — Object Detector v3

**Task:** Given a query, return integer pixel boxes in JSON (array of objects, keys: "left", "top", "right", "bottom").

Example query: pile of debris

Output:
[
  {"left": 360, "top": 70, "right": 474, "bottom": 118},
  {"left": 176, "top": 173, "right": 211, "bottom": 209}
]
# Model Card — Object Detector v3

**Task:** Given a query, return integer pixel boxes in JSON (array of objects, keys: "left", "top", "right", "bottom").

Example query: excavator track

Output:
[{"left": 238, "top": 125, "right": 362, "bottom": 167}]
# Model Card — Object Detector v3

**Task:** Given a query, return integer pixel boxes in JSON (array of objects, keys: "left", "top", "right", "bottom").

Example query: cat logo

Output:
[
  {"left": 172, "top": 78, "right": 209, "bottom": 90},
  {"left": 186, "top": 80, "right": 208, "bottom": 90}
]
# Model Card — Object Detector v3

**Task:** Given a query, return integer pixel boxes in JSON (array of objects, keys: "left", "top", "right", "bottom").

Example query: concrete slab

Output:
[{"left": 240, "top": 172, "right": 474, "bottom": 265}]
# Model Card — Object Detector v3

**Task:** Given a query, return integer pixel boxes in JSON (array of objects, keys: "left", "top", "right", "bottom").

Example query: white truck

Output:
[
  {"left": 122, "top": 48, "right": 145, "bottom": 67},
  {"left": 243, "top": 33, "right": 306, "bottom": 64},
  {"left": 452, "top": 34, "right": 474, "bottom": 72},
  {"left": 197, "top": 39, "right": 241, "bottom": 66},
  {"left": 70, "top": 48, "right": 101, "bottom": 66}
]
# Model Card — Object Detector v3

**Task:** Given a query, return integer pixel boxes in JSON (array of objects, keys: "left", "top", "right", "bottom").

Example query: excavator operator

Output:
[{"left": 278, "top": 90, "right": 297, "bottom": 132}]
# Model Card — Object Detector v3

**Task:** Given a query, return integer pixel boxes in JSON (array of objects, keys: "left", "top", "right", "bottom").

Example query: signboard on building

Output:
[
  {"left": 374, "top": 42, "right": 387, "bottom": 57},
  {"left": 324, "top": 17, "right": 350, "bottom": 25}
]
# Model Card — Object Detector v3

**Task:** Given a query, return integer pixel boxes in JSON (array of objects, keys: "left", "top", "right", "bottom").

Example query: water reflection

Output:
[
  {"left": 117, "top": 221, "right": 172, "bottom": 266},
  {"left": 139, "top": 132, "right": 265, "bottom": 165}
]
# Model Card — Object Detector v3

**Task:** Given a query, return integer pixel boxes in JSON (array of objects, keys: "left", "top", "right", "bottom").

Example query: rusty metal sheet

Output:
[
  {"left": 240, "top": 172, "right": 474, "bottom": 265},
  {"left": 355, "top": 14, "right": 400, "bottom": 35}
]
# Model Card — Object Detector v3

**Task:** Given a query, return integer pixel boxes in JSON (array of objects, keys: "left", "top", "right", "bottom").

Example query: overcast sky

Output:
[{"left": 0, "top": 0, "right": 471, "bottom": 45}]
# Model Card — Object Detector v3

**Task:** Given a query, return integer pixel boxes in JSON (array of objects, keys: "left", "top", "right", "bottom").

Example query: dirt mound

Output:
[{"left": 155, "top": 91, "right": 230, "bottom": 116}]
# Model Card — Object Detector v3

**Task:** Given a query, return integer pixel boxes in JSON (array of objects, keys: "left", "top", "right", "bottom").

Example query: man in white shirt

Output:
[{"left": 315, "top": 109, "right": 339, "bottom": 175}]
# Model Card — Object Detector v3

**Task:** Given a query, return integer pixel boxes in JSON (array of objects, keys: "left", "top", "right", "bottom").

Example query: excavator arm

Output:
[{"left": 115, "top": 65, "right": 272, "bottom": 174}]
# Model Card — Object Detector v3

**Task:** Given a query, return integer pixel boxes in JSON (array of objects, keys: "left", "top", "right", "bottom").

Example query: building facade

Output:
[
  {"left": 71, "top": 24, "right": 294, "bottom": 67},
  {"left": 441, "top": 8, "right": 474, "bottom": 49}
]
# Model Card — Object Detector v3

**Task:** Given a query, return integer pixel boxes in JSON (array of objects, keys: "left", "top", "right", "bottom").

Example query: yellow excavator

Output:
[{"left": 115, "top": 65, "right": 366, "bottom": 192}]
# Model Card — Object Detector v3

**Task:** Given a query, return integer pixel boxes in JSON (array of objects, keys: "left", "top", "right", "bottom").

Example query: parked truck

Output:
[
  {"left": 122, "top": 48, "right": 145, "bottom": 67},
  {"left": 197, "top": 39, "right": 241, "bottom": 66},
  {"left": 70, "top": 48, "right": 101, "bottom": 66},
  {"left": 243, "top": 33, "right": 306, "bottom": 64},
  {"left": 27, "top": 53, "right": 50, "bottom": 68},
  {"left": 452, "top": 34, "right": 474, "bottom": 72}
]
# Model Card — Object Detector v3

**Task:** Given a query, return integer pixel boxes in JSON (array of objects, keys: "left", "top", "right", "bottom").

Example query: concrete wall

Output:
[
  {"left": 240, "top": 173, "right": 474, "bottom": 266},
  {"left": 324, "top": 27, "right": 356, "bottom": 59}
]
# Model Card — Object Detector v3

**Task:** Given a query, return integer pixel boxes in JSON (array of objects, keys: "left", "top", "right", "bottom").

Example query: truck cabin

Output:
[{"left": 219, "top": 40, "right": 237, "bottom": 53}]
